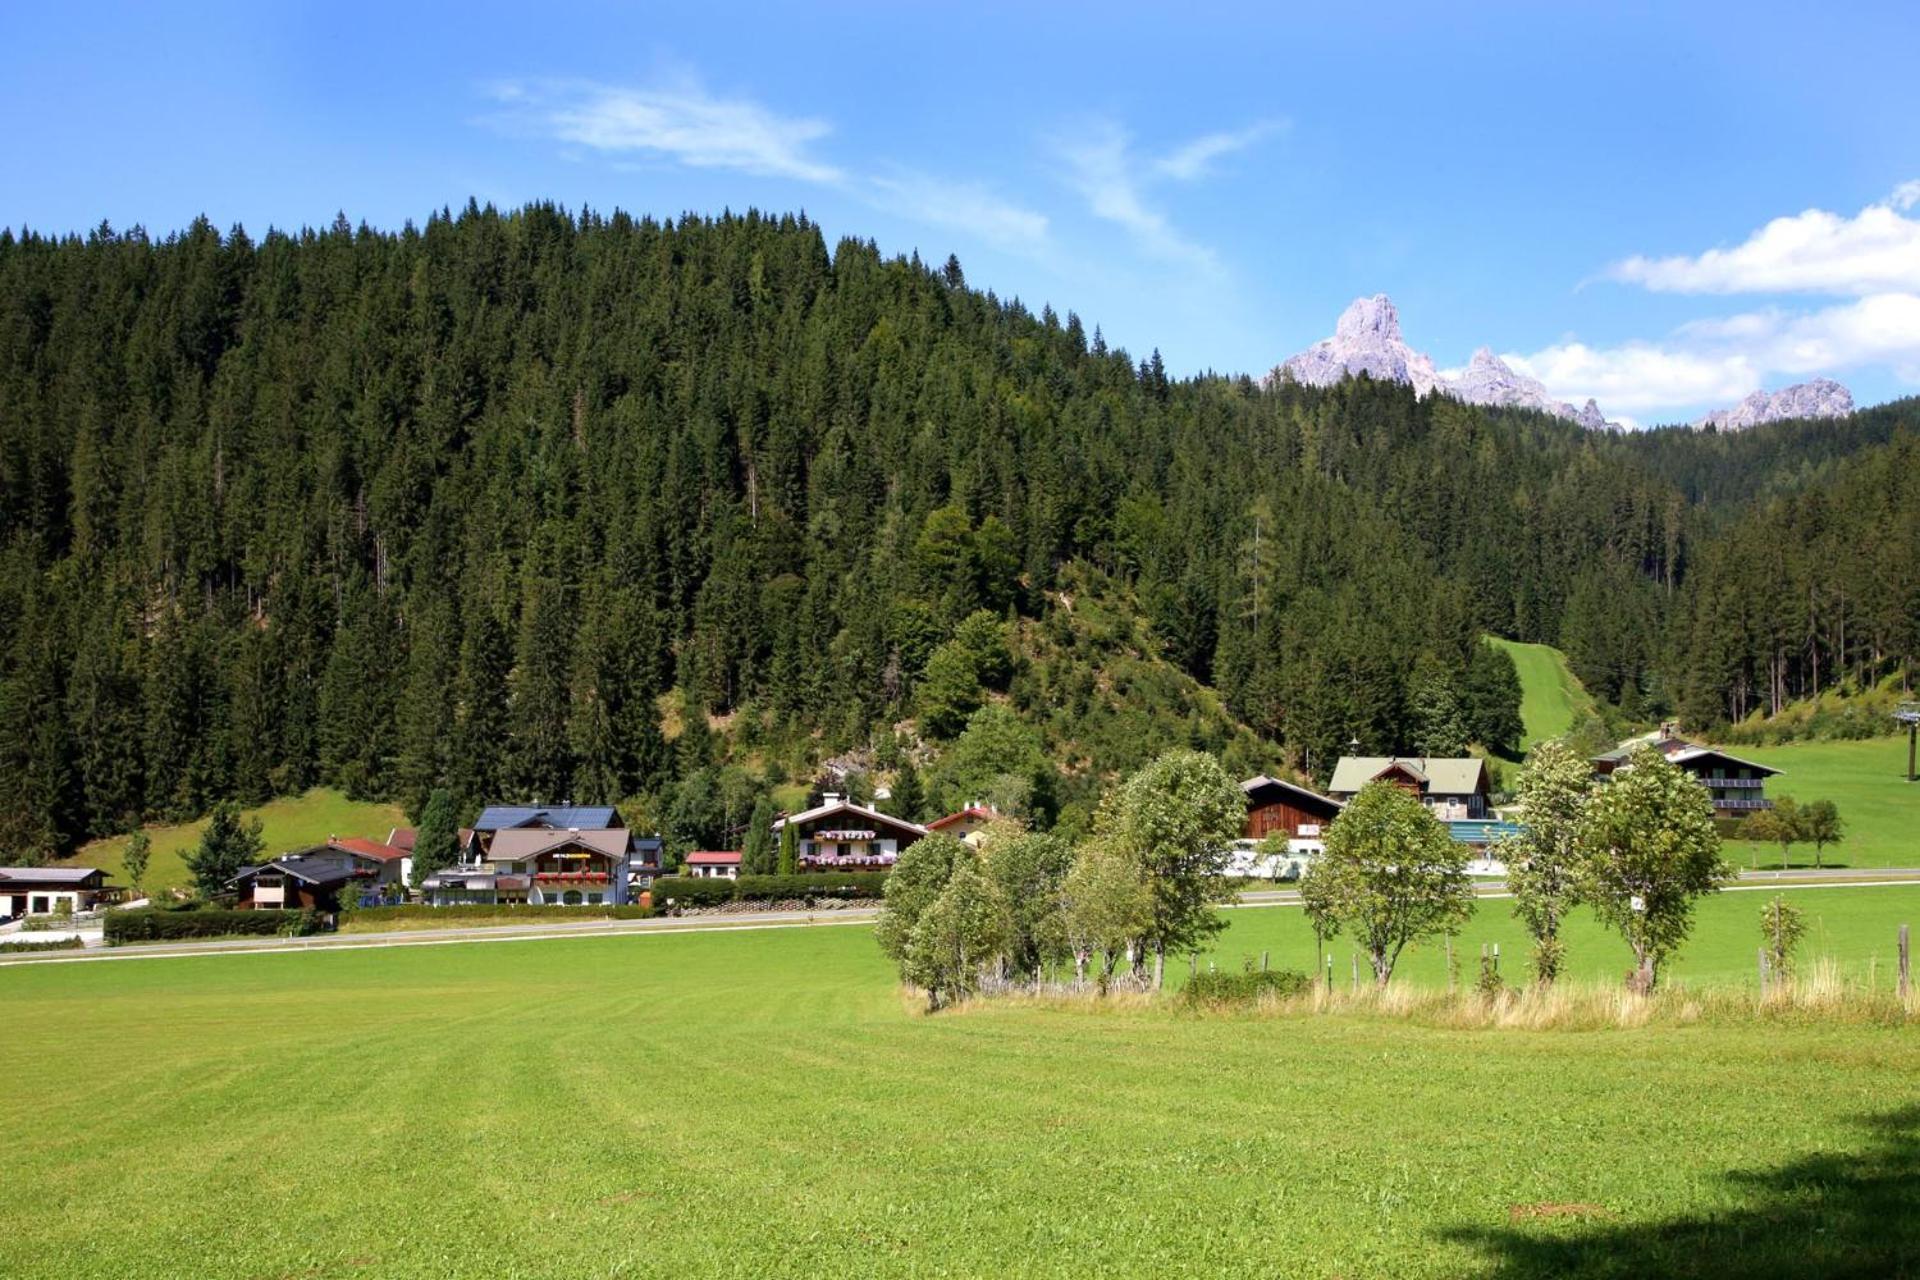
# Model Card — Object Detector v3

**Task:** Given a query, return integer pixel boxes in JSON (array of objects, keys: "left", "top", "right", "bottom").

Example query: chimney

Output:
[{"left": 823, "top": 792, "right": 842, "bottom": 806}]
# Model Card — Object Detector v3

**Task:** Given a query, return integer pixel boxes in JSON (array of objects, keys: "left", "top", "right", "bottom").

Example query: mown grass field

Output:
[
  {"left": 3, "top": 890, "right": 1918, "bottom": 1278},
  {"left": 54, "top": 788, "right": 407, "bottom": 894},
  {"left": 1718, "top": 734, "right": 1920, "bottom": 870},
  {"left": 1198, "top": 882, "right": 1920, "bottom": 990},
  {"left": 1488, "top": 636, "right": 1597, "bottom": 751}
]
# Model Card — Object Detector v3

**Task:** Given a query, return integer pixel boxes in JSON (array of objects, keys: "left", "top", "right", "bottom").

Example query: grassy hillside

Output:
[
  {"left": 56, "top": 789, "right": 408, "bottom": 895},
  {"left": 1719, "top": 735, "right": 1920, "bottom": 869},
  {"left": 1488, "top": 635, "right": 1598, "bottom": 751},
  {"left": 2, "top": 910, "right": 1916, "bottom": 1277}
]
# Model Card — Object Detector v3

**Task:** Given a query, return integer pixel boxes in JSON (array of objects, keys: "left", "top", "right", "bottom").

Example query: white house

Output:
[{"left": 0, "top": 867, "right": 111, "bottom": 918}]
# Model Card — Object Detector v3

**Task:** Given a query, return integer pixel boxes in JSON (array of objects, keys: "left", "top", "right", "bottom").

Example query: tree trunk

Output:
[
  {"left": 1372, "top": 950, "right": 1393, "bottom": 988},
  {"left": 1153, "top": 940, "right": 1165, "bottom": 991}
]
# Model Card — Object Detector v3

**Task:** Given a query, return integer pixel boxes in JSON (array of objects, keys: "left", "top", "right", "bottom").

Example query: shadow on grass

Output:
[{"left": 1444, "top": 1106, "right": 1920, "bottom": 1278}]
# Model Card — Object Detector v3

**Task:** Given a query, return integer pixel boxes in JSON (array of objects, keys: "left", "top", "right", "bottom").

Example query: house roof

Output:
[
  {"left": 0, "top": 866, "right": 105, "bottom": 886},
  {"left": 1665, "top": 746, "right": 1781, "bottom": 777},
  {"left": 1328, "top": 756, "right": 1488, "bottom": 796},
  {"left": 486, "top": 827, "right": 630, "bottom": 863},
  {"left": 685, "top": 851, "right": 742, "bottom": 865},
  {"left": 1239, "top": 776, "right": 1345, "bottom": 814},
  {"left": 386, "top": 827, "right": 417, "bottom": 852},
  {"left": 328, "top": 837, "right": 406, "bottom": 862},
  {"left": 928, "top": 806, "right": 995, "bottom": 831},
  {"left": 1594, "top": 738, "right": 1782, "bottom": 777},
  {"left": 773, "top": 798, "right": 929, "bottom": 837},
  {"left": 232, "top": 852, "right": 368, "bottom": 887},
  {"left": 471, "top": 805, "right": 622, "bottom": 832}
]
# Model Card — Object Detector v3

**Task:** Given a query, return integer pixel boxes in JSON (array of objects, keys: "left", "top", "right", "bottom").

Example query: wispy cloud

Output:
[
  {"left": 1607, "top": 182, "right": 1920, "bottom": 296},
  {"left": 1056, "top": 119, "right": 1278, "bottom": 272},
  {"left": 488, "top": 75, "right": 842, "bottom": 184},
  {"left": 1154, "top": 121, "right": 1285, "bottom": 182},
  {"left": 866, "top": 172, "right": 1049, "bottom": 252}
]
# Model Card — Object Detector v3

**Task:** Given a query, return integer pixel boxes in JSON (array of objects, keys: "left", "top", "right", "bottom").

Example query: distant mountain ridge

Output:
[
  {"left": 1694, "top": 379, "right": 1855, "bottom": 431},
  {"left": 1273, "top": 295, "right": 1624, "bottom": 429}
]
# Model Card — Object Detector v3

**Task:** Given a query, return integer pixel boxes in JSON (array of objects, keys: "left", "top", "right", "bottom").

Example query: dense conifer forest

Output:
[{"left": 1, "top": 203, "right": 1915, "bottom": 860}]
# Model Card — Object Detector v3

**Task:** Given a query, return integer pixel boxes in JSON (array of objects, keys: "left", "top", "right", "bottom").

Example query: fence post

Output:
[
  {"left": 1189, "top": 954, "right": 1197, "bottom": 979},
  {"left": 1757, "top": 946, "right": 1769, "bottom": 996},
  {"left": 1325, "top": 954, "right": 1333, "bottom": 990},
  {"left": 1351, "top": 953, "right": 1358, "bottom": 992},
  {"left": 1900, "top": 924, "right": 1911, "bottom": 1002},
  {"left": 1260, "top": 950, "right": 1270, "bottom": 972}
]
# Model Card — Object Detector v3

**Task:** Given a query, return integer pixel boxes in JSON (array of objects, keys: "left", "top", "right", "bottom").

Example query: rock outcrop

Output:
[
  {"left": 1694, "top": 379, "right": 1855, "bottom": 431},
  {"left": 1274, "top": 296, "right": 1624, "bottom": 429}
]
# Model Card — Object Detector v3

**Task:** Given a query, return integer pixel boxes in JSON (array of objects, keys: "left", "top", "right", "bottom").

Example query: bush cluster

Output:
[
  {"left": 1181, "top": 967, "right": 1312, "bottom": 1005},
  {"left": 651, "top": 872, "right": 888, "bottom": 910},
  {"left": 0, "top": 936, "right": 85, "bottom": 953},
  {"left": 342, "top": 903, "right": 654, "bottom": 925},
  {"left": 105, "top": 907, "right": 325, "bottom": 945}
]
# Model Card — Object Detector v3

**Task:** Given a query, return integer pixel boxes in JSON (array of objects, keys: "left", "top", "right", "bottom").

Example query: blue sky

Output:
[{"left": 6, "top": 1, "right": 1920, "bottom": 424}]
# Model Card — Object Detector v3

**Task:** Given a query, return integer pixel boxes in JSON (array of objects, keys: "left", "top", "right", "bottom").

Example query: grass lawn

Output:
[
  {"left": 1488, "top": 636, "right": 1597, "bottom": 751},
  {"left": 1198, "top": 882, "right": 1920, "bottom": 990},
  {"left": 55, "top": 788, "right": 408, "bottom": 895},
  {"left": 2, "top": 901, "right": 1918, "bottom": 1278},
  {"left": 1719, "top": 735, "right": 1920, "bottom": 870}
]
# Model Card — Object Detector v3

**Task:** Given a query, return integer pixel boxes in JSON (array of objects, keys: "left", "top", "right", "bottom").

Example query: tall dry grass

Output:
[{"left": 944, "top": 958, "right": 1917, "bottom": 1029}]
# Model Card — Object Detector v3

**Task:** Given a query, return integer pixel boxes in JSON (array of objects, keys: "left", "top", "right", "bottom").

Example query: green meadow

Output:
[
  {"left": 1488, "top": 636, "right": 1597, "bottom": 750},
  {"left": 54, "top": 789, "right": 408, "bottom": 895},
  {"left": 1199, "top": 882, "right": 1920, "bottom": 989},
  {"left": 3, "top": 889, "right": 1918, "bottom": 1279},
  {"left": 1719, "top": 734, "right": 1920, "bottom": 869}
]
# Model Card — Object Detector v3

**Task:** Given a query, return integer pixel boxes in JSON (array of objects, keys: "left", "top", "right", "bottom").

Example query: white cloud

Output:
[
  {"left": 1508, "top": 291, "right": 1920, "bottom": 420},
  {"left": 1505, "top": 344, "right": 1758, "bottom": 416},
  {"left": 489, "top": 76, "right": 842, "bottom": 184},
  {"left": 1153, "top": 121, "right": 1285, "bottom": 182},
  {"left": 1055, "top": 119, "right": 1275, "bottom": 272},
  {"left": 1607, "top": 183, "right": 1920, "bottom": 295},
  {"left": 866, "top": 173, "right": 1048, "bottom": 252}
]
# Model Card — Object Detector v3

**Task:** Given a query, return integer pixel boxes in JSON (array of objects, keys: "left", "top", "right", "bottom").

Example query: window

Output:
[
  {"left": 563, "top": 890, "right": 583, "bottom": 906},
  {"left": 588, "top": 893, "right": 603, "bottom": 905}
]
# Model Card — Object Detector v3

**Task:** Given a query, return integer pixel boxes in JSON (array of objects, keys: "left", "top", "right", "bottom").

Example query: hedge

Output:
[
  {"left": 104, "top": 907, "right": 325, "bottom": 946},
  {"left": 0, "top": 936, "right": 85, "bottom": 953},
  {"left": 341, "top": 903, "right": 654, "bottom": 926},
  {"left": 651, "top": 872, "right": 889, "bottom": 909},
  {"left": 1182, "top": 967, "right": 1312, "bottom": 1006}
]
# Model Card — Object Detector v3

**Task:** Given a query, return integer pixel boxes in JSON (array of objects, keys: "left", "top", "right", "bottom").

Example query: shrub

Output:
[
  {"left": 0, "top": 936, "right": 85, "bottom": 953},
  {"left": 649, "top": 877, "right": 737, "bottom": 908},
  {"left": 104, "top": 907, "right": 327, "bottom": 946},
  {"left": 734, "top": 872, "right": 888, "bottom": 902},
  {"left": 1182, "top": 966, "right": 1311, "bottom": 1005},
  {"left": 341, "top": 903, "right": 654, "bottom": 926},
  {"left": 649, "top": 873, "right": 890, "bottom": 910}
]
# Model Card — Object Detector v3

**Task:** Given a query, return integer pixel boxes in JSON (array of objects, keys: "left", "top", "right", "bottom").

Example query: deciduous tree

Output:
[
  {"left": 1579, "top": 746, "right": 1730, "bottom": 992},
  {"left": 1301, "top": 781, "right": 1474, "bottom": 987}
]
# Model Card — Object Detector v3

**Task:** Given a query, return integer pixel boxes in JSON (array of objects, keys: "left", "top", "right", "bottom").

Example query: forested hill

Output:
[{"left": 1, "top": 204, "right": 1915, "bottom": 861}]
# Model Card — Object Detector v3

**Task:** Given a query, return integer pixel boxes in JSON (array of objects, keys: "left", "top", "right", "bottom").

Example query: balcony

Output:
[
  {"left": 1699, "top": 775, "right": 1767, "bottom": 788},
  {"left": 1713, "top": 797, "right": 1773, "bottom": 811}
]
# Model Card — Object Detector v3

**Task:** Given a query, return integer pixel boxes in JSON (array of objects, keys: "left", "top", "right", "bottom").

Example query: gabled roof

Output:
[
  {"left": 232, "top": 852, "right": 368, "bottom": 887},
  {"left": 928, "top": 806, "right": 996, "bottom": 831},
  {"left": 486, "top": 827, "right": 630, "bottom": 863},
  {"left": 386, "top": 827, "right": 417, "bottom": 852},
  {"left": 686, "top": 850, "right": 742, "bottom": 865},
  {"left": 773, "top": 798, "right": 929, "bottom": 837},
  {"left": 471, "top": 805, "right": 623, "bottom": 833},
  {"left": 1328, "top": 756, "right": 1488, "bottom": 797},
  {"left": 0, "top": 866, "right": 105, "bottom": 886},
  {"left": 1239, "top": 776, "right": 1344, "bottom": 814},
  {"left": 1664, "top": 746, "right": 1781, "bottom": 777},
  {"left": 328, "top": 837, "right": 406, "bottom": 862}
]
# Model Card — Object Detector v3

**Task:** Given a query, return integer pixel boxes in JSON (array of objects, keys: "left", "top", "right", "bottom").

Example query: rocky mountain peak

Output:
[
  {"left": 1695, "top": 379, "right": 1856, "bottom": 431},
  {"left": 1333, "top": 294, "right": 1404, "bottom": 344}
]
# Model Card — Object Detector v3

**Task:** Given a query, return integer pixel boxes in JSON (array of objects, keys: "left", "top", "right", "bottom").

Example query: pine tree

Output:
[{"left": 185, "top": 801, "right": 265, "bottom": 901}]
